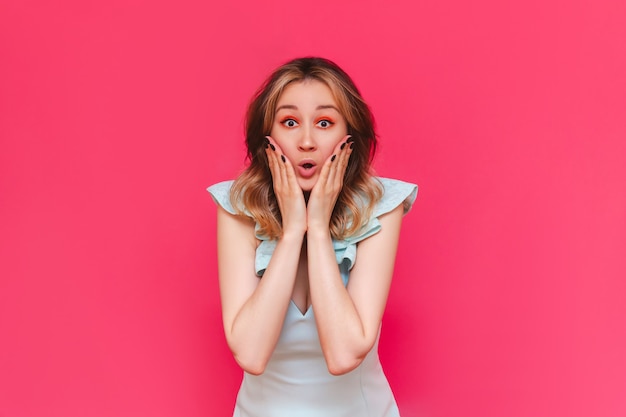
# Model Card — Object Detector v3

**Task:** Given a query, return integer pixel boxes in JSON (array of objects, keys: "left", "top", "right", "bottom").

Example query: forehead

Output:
[{"left": 276, "top": 79, "right": 337, "bottom": 108}]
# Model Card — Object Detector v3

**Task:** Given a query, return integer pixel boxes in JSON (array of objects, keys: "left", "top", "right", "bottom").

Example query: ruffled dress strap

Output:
[
  {"left": 207, "top": 180, "right": 274, "bottom": 276},
  {"left": 333, "top": 177, "right": 417, "bottom": 271},
  {"left": 207, "top": 180, "right": 238, "bottom": 215},
  {"left": 207, "top": 177, "right": 418, "bottom": 277}
]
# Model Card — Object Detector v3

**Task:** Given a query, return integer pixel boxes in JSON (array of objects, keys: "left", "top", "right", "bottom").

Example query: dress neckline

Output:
[{"left": 289, "top": 299, "right": 313, "bottom": 317}]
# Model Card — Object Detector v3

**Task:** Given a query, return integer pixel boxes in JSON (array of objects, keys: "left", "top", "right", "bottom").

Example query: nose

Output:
[{"left": 297, "top": 128, "right": 317, "bottom": 152}]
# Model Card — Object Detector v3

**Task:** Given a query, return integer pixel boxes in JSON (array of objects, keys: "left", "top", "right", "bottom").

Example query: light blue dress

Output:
[{"left": 208, "top": 177, "right": 418, "bottom": 417}]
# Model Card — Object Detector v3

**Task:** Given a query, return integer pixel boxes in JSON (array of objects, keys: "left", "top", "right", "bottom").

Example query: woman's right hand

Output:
[{"left": 265, "top": 136, "right": 307, "bottom": 237}]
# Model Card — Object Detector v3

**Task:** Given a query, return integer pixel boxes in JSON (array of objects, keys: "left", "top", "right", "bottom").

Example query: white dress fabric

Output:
[{"left": 208, "top": 177, "right": 418, "bottom": 417}]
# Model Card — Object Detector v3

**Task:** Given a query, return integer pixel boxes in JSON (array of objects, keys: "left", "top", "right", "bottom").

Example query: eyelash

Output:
[
  {"left": 279, "top": 118, "right": 335, "bottom": 128},
  {"left": 316, "top": 119, "right": 334, "bottom": 128},
  {"left": 280, "top": 118, "right": 299, "bottom": 128}
]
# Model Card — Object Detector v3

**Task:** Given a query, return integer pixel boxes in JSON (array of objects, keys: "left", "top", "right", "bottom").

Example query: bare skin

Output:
[{"left": 216, "top": 81, "right": 404, "bottom": 375}]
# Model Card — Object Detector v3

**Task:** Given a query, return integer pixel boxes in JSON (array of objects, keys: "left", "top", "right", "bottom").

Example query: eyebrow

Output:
[{"left": 275, "top": 104, "right": 340, "bottom": 113}]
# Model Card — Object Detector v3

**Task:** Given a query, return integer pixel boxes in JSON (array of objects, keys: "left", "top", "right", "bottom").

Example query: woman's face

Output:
[{"left": 270, "top": 79, "right": 348, "bottom": 191}]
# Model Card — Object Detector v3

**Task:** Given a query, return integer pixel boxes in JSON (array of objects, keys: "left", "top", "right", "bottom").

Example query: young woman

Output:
[{"left": 208, "top": 57, "right": 417, "bottom": 416}]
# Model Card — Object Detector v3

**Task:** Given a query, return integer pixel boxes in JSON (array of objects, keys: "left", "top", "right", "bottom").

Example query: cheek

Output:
[
  {"left": 320, "top": 141, "right": 339, "bottom": 158},
  {"left": 269, "top": 126, "right": 289, "bottom": 148},
  {"left": 270, "top": 121, "right": 290, "bottom": 139},
  {"left": 330, "top": 129, "right": 348, "bottom": 149},
  {"left": 335, "top": 119, "right": 349, "bottom": 135},
  {"left": 269, "top": 124, "right": 280, "bottom": 139}
]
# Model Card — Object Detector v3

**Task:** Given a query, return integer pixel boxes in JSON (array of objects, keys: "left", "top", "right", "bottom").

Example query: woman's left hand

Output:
[{"left": 306, "top": 135, "right": 353, "bottom": 233}]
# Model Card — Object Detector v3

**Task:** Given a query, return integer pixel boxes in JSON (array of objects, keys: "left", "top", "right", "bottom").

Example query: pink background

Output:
[{"left": 1, "top": 1, "right": 625, "bottom": 416}]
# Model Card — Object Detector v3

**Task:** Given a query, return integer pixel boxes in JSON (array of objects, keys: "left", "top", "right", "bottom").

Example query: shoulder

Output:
[
  {"left": 209, "top": 181, "right": 257, "bottom": 242},
  {"left": 372, "top": 177, "right": 418, "bottom": 218},
  {"left": 207, "top": 180, "right": 241, "bottom": 216},
  {"left": 335, "top": 177, "right": 416, "bottom": 264}
]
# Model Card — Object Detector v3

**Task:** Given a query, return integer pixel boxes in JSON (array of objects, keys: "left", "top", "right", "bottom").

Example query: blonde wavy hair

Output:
[{"left": 231, "top": 57, "right": 382, "bottom": 240}]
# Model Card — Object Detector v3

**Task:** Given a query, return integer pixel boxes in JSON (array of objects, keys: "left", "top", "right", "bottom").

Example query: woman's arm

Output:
[
  {"left": 216, "top": 206, "right": 304, "bottom": 375},
  {"left": 217, "top": 137, "right": 308, "bottom": 375},
  {"left": 307, "top": 204, "right": 404, "bottom": 375},
  {"left": 305, "top": 135, "right": 404, "bottom": 375}
]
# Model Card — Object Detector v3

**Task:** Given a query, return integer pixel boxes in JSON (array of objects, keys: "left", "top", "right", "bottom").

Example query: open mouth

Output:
[{"left": 297, "top": 161, "right": 317, "bottom": 178}]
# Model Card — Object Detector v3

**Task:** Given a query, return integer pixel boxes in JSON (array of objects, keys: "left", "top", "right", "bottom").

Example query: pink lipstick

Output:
[{"left": 297, "top": 160, "right": 317, "bottom": 178}]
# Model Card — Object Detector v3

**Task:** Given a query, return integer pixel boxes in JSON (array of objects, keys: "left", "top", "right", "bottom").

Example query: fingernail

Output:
[
  {"left": 346, "top": 136, "right": 354, "bottom": 143},
  {"left": 264, "top": 137, "right": 270, "bottom": 144},
  {"left": 349, "top": 142, "right": 354, "bottom": 149},
  {"left": 281, "top": 155, "right": 286, "bottom": 163},
  {"left": 331, "top": 154, "right": 336, "bottom": 162},
  {"left": 265, "top": 143, "right": 269, "bottom": 149},
  {"left": 270, "top": 144, "right": 276, "bottom": 151},
  {"left": 340, "top": 142, "right": 346, "bottom": 150}
]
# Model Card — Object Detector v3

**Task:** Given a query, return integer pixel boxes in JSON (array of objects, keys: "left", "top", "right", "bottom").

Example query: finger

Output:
[
  {"left": 267, "top": 137, "right": 291, "bottom": 189},
  {"left": 264, "top": 136, "right": 284, "bottom": 190},
  {"left": 281, "top": 153, "right": 299, "bottom": 191},
  {"left": 264, "top": 136, "right": 278, "bottom": 174},
  {"left": 326, "top": 135, "right": 352, "bottom": 190},
  {"left": 336, "top": 135, "right": 353, "bottom": 183},
  {"left": 316, "top": 150, "right": 334, "bottom": 192},
  {"left": 315, "top": 135, "right": 345, "bottom": 194},
  {"left": 266, "top": 136, "right": 299, "bottom": 196}
]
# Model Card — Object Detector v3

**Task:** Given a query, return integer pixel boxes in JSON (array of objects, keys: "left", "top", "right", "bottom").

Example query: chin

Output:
[{"left": 297, "top": 177, "right": 318, "bottom": 192}]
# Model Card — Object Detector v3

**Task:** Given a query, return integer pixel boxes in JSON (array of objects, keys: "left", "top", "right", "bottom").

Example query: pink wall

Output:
[{"left": 1, "top": 1, "right": 625, "bottom": 416}]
